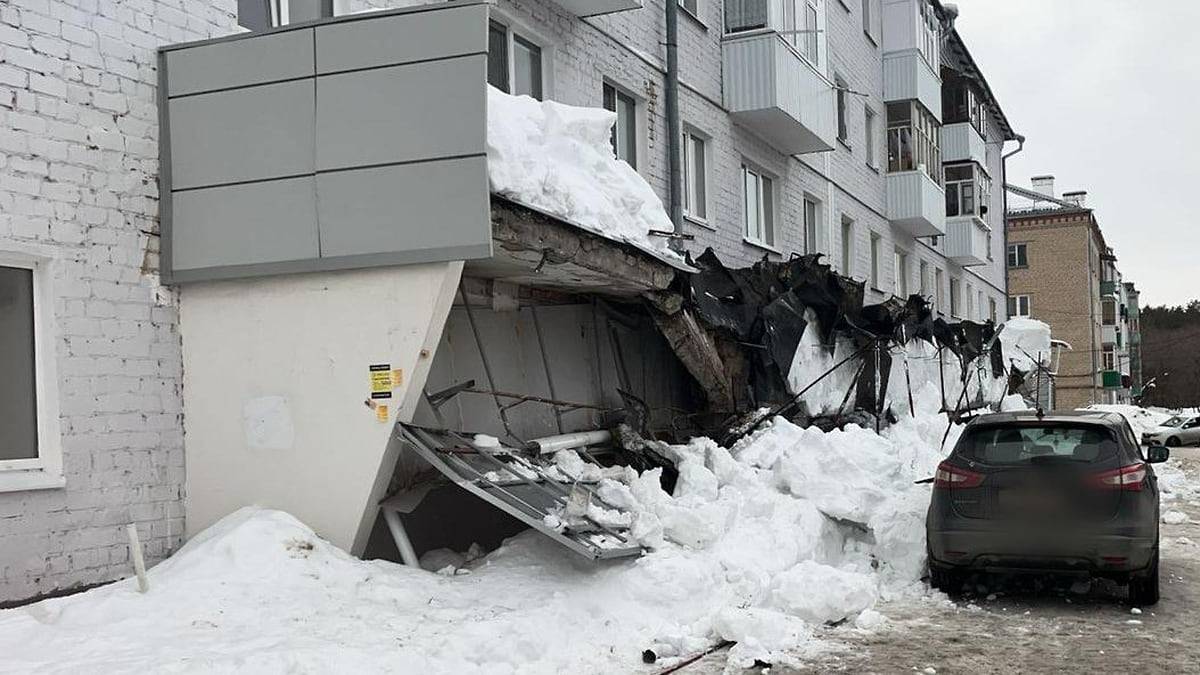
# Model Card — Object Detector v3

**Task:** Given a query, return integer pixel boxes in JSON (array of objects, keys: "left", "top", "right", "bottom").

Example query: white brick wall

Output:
[{"left": 0, "top": 0, "right": 238, "bottom": 604}]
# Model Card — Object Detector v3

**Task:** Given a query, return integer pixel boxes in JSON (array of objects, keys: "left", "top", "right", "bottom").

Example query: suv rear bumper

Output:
[{"left": 928, "top": 529, "right": 1156, "bottom": 574}]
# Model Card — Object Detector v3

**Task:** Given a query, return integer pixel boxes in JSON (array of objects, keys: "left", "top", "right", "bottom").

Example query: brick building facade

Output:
[{"left": 1, "top": 0, "right": 1018, "bottom": 602}]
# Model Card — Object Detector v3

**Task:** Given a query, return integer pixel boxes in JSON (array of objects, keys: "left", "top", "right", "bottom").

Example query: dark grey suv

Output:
[{"left": 926, "top": 411, "right": 1169, "bottom": 605}]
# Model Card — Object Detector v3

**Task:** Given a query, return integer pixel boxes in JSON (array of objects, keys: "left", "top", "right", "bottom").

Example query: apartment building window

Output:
[
  {"left": 805, "top": 0, "right": 819, "bottom": 64},
  {"left": 945, "top": 164, "right": 992, "bottom": 221},
  {"left": 1007, "top": 243, "right": 1028, "bottom": 268},
  {"left": 835, "top": 76, "right": 849, "bottom": 143},
  {"left": 803, "top": 196, "right": 820, "bottom": 254},
  {"left": 1102, "top": 347, "right": 1116, "bottom": 372},
  {"left": 679, "top": 0, "right": 700, "bottom": 17},
  {"left": 0, "top": 257, "right": 62, "bottom": 490},
  {"left": 864, "top": 105, "right": 877, "bottom": 168},
  {"left": 934, "top": 267, "right": 945, "bottom": 312},
  {"left": 742, "top": 164, "right": 775, "bottom": 247},
  {"left": 869, "top": 232, "right": 882, "bottom": 289},
  {"left": 682, "top": 129, "right": 709, "bottom": 222},
  {"left": 942, "top": 75, "right": 986, "bottom": 139},
  {"left": 488, "top": 21, "right": 544, "bottom": 100},
  {"left": 918, "top": 260, "right": 929, "bottom": 296},
  {"left": 1008, "top": 294, "right": 1030, "bottom": 317},
  {"left": 725, "top": 0, "right": 768, "bottom": 33},
  {"left": 989, "top": 297, "right": 997, "bottom": 322},
  {"left": 886, "top": 101, "right": 940, "bottom": 182},
  {"left": 917, "top": 0, "right": 939, "bottom": 70},
  {"left": 861, "top": 0, "right": 876, "bottom": 41},
  {"left": 894, "top": 249, "right": 909, "bottom": 297},
  {"left": 603, "top": 82, "right": 638, "bottom": 169},
  {"left": 966, "top": 282, "right": 975, "bottom": 319},
  {"left": 841, "top": 216, "right": 854, "bottom": 274},
  {"left": 976, "top": 290, "right": 984, "bottom": 321},
  {"left": 1102, "top": 299, "right": 1116, "bottom": 325},
  {"left": 949, "top": 277, "right": 961, "bottom": 317},
  {"left": 987, "top": 232, "right": 994, "bottom": 261}
]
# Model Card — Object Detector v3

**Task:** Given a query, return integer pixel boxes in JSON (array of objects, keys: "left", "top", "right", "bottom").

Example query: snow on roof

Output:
[
  {"left": 486, "top": 86, "right": 683, "bottom": 264},
  {"left": 999, "top": 317, "right": 1052, "bottom": 374}
]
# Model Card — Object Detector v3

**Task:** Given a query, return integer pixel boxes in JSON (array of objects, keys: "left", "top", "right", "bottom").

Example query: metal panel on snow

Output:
[
  {"left": 314, "top": 4, "right": 488, "bottom": 74},
  {"left": 316, "top": 156, "right": 491, "bottom": 260},
  {"left": 315, "top": 56, "right": 486, "bottom": 171},
  {"left": 171, "top": 177, "right": 320, "bottom": 273},
  {"left": 165, "top": 28, "right": 315, "bottom": 97},
  {"left": 168, "top": 80, "right": 316, "bottom": 190}
]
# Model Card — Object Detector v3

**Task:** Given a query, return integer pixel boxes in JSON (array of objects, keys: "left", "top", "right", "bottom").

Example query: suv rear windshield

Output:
[{"left": 955, "top": 424, "right": 1119, "bottom": 466}]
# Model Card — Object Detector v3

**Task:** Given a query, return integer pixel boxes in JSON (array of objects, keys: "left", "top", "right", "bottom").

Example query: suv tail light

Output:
[
  {"left": 1091, "top": 463, "right": 1147, "bottom": 491},
  {"left": 933, "top": 462, "right": 985, "bottom": 489}
]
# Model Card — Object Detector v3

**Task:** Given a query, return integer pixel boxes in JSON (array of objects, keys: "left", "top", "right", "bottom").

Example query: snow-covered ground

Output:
[
  {"left": 1077, "top": 404, "right": 1174, "bottom": 438},
  {"left": 0, "top": 412, "right": 964, "bottom": 674}
]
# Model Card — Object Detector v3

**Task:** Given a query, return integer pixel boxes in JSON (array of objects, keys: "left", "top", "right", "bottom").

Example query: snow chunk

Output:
[
  {"left": 487, "top": 86, "right": 678, "bottom": 260},
  {"left": 999, "top": 318, "right": 1052, "bottom": 374},
  {"left": 1163, "top": 510, "right": 1190, "bottom": 525}
]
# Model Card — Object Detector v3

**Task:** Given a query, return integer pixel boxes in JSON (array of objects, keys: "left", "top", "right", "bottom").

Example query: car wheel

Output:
[
  {"left": 1129, "top": 548, "right": 1160, "bottom": 606},
  {"left": 1166, "top": 436, "right": 1181, "bottom": 448},
  {"left": 930, "top": 564, "right": 964, "bottom": 595}
]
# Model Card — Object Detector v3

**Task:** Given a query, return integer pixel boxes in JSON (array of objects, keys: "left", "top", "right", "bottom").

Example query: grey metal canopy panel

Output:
[{"left": 158, "top": 2, "right": 492, "bottom": 283}]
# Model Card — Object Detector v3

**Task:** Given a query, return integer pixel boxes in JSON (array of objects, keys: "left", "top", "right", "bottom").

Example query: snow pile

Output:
[
  {"left": 998, "top": 318, "right": 1052, "bottom": 374},
  {"left": 486, "top": 87, "right": 677, "bottom": 260},
  {"left": 1078, "top": 404, "right": 1174, "bottom": 438},
  {"left": 0, "top": 415, "right": 960, "bottom": 673}
]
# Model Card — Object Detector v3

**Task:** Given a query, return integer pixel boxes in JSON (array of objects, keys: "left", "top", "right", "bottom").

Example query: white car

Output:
[{"left": 1143, "top": 415, "right": 1200, "bottom": 447}]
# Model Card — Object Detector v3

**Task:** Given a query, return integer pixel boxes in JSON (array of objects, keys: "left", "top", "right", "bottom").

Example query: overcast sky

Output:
[{"left": 949, "top": 0, "right": 1200, "bottom": 308}]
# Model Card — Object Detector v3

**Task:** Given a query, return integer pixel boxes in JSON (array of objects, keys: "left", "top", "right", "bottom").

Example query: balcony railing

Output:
[
  {"left": 944, "top": 215, "right": 989, "bottom": 266},
  {"left": 941, "top": 122, "right": 987, "bottom": 168},
  {"left": 550, "top": 0, "right": 642, "bottom": 16},
  {"left": 886, "top": 170, "right": 946, "bottom": 237},
  {"left": 723, "top": 30, "right": 836, "bottom": 155}
]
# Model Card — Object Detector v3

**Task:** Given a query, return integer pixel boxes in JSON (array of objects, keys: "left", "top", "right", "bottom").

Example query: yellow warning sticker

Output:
[
  {"left": 369, "top": 364, "right": 392, "bottom": 397},
  {"left": 392, "top": 368, "right": 404, "bottom": 388},
  {"left": 376, "top": 404, "right": 390, "bottom": 423}
]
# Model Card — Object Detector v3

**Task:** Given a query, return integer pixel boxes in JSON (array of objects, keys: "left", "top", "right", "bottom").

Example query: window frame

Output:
[
  {"left": 934, "top": 267, "right": 945, "bottom": 313},
  {"left": 835, "top": 75, "right": 849, "bottom": 144},
  {"left": 803, "top": 195, "right": 821, "bottom": 254},
  {"left": 603, "top": 81, "right": 640, "bottom": 170},
  {"left": 861, "top": 0, "right": 877, "bottom": 43},
  {"left": 840, "top": 216, "right": 855, "bottom": 275},
  {"left": 679, "top": 0, "right": 701, "bottom": 19},
  {"left": 682, "top": 127, "right": 711, "bottom": 225},
  {"left": 741, "top": 162, "right": 776, "bottom": 248},
  {"left": 886, "top": 101, "right": 941, "bottom": 183},
  {"left": 488, "top": 18, "right": 548, "bottom": 101},
  {"left": 1007, "top": 242, "right": 1028, "bottom": 268},
  {"left": 863, "top": 104, "right": 877, "bottom": 168},
  {"left": 0, "top": 250, "right": 64, "bottom": 492},
  {"left": 1007, "top": 294, "right": 1030, "bottom": 318},
  {"left": 869, "top": 231, "right": 882, "bottom": 291},
  {"left": 949, "top": 277, "right": 961, "bottom": 317}
]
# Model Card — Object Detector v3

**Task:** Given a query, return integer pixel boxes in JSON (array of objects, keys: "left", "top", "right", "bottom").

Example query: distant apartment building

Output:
[
  {"left": 1005, "top": 177, "right": 1141, "bottom": 409},
  {"left": 1, "top": 0, "right": 1022, "bottom": 603}
]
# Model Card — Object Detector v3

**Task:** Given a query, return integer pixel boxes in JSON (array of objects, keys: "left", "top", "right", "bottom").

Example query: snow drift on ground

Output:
[
  {"left": 486, "top": 86, "right": 678, "bottom": 260},
  {"left": 0, "top": 415, "right": 961, "bottom": 673}
]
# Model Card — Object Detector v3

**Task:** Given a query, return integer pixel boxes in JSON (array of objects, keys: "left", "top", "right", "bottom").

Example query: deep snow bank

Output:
[
  {"left": 0, "top": 413, "right": 962, "bottom": 673},
  {"left": 486, "top": 87, "right": 677, "bottom": 260},
  {"left": 1079, "top": 404, "right": 1174, "bottom": 438}
]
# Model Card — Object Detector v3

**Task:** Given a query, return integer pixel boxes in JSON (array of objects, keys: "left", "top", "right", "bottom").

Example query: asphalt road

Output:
[{"left": 684, "top": 447, "right": 1200, "bottom": 674}]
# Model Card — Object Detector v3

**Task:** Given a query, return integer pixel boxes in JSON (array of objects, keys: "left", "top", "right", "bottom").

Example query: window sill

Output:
[
  {"left": 864, "top": 31, "right": 878, "bottom": 48},
  {"left": 679, "top": 6, "right": 707, "bottom": 30},
  {"left": 837, "top": 138, "right": 852, "bottom": 151},
  {"left": 686, "top": 215, "right": 716, "bottom": 231},
  {"left": 866, "top": 163, "right": 880, "bottom": 174},
  {"left": 744, "top": 237, "right": 782, "bottom": 255},
  {"left": 0, "top": 469, "right": 65, "bottom": 493}
]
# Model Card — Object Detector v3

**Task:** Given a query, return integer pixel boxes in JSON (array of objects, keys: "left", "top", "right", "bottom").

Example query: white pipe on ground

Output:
[
  {"left": 526, "top": 430, "right": 614, "bottom": 455},
  {"left": 126, "top": 523, "right": 149, "bottom": 593},
  {"left": 382, "top": 507, "right": 421, "bottom": 567}
]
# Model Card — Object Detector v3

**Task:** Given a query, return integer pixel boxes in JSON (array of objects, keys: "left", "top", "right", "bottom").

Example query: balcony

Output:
[
  {"left": 550, "top": 0, "right": 642, "bottom": 16},
  {"left": 1102, "top": 324, "right": 1117, "bottom": 345},
  {"left": 883, "top": 51, "right": 941, "bottom": 123},
  {"left": 944, "top": 215, "right": 989, "bottom": 266},
  {"left": 941, "top": 122, "right": 987, "bottom": 168},
  {"left": 1100, "top": 280, "right": 1118, "bottom": 298},
  {"left": 1101, "top": 370, "right": 1124, "bottom": 389},
  {"left": 723, "top": 30, "right": 837, "bottom": 155},
  {"left": 887, "top": 171, "right": 946, "bottom": 237}
]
